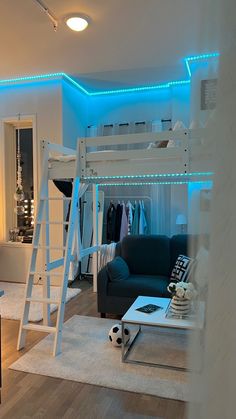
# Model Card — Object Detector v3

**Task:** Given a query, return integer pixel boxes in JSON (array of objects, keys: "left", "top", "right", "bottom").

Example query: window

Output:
[{"left": 14, "top": 128, "right": 34, "bottom": 242}]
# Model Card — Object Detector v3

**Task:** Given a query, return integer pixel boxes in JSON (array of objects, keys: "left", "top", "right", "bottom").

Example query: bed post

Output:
[{"left": 92, "top": 183, "right": 99, "bottom": 292}]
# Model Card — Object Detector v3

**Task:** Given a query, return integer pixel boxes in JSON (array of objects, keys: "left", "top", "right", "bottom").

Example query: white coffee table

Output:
[{"left": 121, "top": 296, "right": 204, "bottom": 371}]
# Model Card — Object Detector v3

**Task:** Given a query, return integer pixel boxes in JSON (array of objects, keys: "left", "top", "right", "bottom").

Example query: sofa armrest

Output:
[{"left": 97, "top": 267, "right": 110, "bottom": 296}]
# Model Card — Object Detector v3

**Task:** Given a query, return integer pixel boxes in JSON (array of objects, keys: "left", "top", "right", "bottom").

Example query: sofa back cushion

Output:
[{"left": 119, "top": 235, "right": 170, "bottom": 276}]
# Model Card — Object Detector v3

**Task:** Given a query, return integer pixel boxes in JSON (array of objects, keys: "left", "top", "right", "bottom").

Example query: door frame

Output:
[{"left": 0, "top": 114, "right": 37, "bottom": 241}]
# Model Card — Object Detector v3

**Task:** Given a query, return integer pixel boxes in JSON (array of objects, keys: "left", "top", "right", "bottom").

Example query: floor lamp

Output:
[{"left": 176, "top": 214, "right": 187, "bottom": 234}]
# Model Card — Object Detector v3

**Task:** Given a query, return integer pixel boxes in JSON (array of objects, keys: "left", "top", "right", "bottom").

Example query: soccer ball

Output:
[{"left": 108, "top": 323, "right": 130, "bottom": 347}]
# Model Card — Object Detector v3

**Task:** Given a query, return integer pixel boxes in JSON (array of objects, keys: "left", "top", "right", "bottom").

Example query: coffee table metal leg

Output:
[
  {"left": 122, "top": 322, "right": 141, "bottom": 363},
  {"left": 122, "top": 323, "right": 191, "bottom": 371}
]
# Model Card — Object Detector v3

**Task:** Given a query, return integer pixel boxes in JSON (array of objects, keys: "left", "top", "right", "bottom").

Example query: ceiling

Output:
[{"left": 0, "top": 0, "right": 219, "bottom": 87}]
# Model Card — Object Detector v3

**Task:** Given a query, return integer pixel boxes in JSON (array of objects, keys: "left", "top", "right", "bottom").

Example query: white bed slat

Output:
[{"left": 84, "top": 130, "right": 189, "bottom": 147}]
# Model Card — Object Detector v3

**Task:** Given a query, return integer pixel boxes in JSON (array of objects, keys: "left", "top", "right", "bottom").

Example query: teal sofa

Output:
[{"left": 97, "top": 234, "right": 197, "bottom": 317}]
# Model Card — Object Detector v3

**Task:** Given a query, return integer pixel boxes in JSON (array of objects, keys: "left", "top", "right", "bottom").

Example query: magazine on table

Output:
[{"left": 135, "top": 304, "right": 163, "bottom": 314}]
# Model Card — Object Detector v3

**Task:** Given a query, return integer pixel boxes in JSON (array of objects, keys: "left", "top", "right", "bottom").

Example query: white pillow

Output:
[{"left": 194, "top": 246, "right": 209, "bottom": 289}]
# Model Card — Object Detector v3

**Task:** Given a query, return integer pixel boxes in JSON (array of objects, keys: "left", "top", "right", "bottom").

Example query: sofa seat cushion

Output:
[{"left": 107, "top": 274, "right": 170, "bottom": 299}]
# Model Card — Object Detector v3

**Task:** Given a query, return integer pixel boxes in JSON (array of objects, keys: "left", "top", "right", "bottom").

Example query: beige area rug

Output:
[
  {"left": 10, "top": 315, "right": 190, "bottom": 401},
  {"left": 0, "top": 282, "right": 81, "bottom": 321}
]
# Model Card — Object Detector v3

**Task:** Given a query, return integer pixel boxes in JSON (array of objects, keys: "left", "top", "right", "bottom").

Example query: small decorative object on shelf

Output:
[{"left": 167, "top": 281, "right": 197, "bottom": 318}]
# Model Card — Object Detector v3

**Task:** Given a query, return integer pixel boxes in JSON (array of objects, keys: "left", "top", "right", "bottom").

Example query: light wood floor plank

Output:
[{"left": 1, "top": 281, "right": 187, "bottom": 418}]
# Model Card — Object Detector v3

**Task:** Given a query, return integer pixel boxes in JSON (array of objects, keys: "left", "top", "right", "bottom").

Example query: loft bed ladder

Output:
[{"left": 17, "top": 141, "right": 90, "bottom": 356}]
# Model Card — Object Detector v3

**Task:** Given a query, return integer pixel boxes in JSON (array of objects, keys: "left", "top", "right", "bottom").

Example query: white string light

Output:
[{"left": 14, "top": 114, "right": 25, "bottom": 215}]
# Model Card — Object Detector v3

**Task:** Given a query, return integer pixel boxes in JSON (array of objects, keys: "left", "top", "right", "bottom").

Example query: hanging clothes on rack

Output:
[
  {"left": 139, "top": 200, "right": 148, "bottom": 234},
  {"left": 105, "top": 198, "right": 148, "bottom": 242},
  {"left": 131, "top": 201, "right": 140, "bottom": 235},
  {"left": 119, "top": 202, "right": 128, "bottom": 241},
  {"left": 114, "top": 202, "right": 122, "bottom": 242},
  {"left": 126, "top": 200, "right": 134, "bottom": 235},
  {"left": 106, "top": 201, "right": 116, "bottom": 243}
]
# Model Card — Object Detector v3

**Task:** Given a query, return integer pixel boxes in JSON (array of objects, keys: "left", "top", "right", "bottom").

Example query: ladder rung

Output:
[
  {"left": 41, "top": 197, "right": 72, "bottom": 201},
  {"left": 30, "top": 271, "right": 63, "bottom": 276},
  {"left": 34, "top": 245, "right": 66, "bottom": 250},
  {"left": 36, "top": 221, "right": 69, "bottom": 225},
  {"left": 26, "top": 297, "right": 60, "bottom": 304},
  {"left": 22, "top": 324, "right": 57, "bottom": 333}
]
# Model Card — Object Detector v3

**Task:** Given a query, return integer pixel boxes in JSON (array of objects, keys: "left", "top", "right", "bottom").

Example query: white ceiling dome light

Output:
[{"left": 65, "top": 14, "right": 89, "bottom": 32}]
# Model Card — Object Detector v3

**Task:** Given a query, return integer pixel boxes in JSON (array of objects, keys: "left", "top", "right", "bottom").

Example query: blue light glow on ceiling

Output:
[{"left": 0, "top": 52, "right": 220, "bottom": 96}]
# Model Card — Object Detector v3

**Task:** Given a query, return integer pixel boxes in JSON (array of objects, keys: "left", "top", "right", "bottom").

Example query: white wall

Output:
[
  {"left": 0, "top": 79, "right": 62, "bottom": 196},
  {"left": 187, "top": 181, "right": 212, "bottom": 235},
  {"left": 186, "top": 59, "right": 218, "bottom": 236},
  {"left": 88, "top": 87, "right": 179, "bottom": 127},
  {"left": 62, "top": 80, "right": 88, "bottom": 149},
  {"left": 0, "top": 79, "right": 63, "bottom": 283},
  {"left": 190, "top": 58, "right": 219, "bottom": 127},
  {"left": 171, "top": 84, "right": 191, "bottom": 127}
]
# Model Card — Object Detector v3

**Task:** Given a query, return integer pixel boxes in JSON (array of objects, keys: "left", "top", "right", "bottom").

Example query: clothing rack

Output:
[{"left": 103, "top": 195, "right": 152, "bottom": 237}]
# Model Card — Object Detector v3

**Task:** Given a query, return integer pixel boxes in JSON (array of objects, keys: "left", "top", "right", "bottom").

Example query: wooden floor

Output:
[{"left": 0, "top": 281, "right": 187, "bottom": 419}]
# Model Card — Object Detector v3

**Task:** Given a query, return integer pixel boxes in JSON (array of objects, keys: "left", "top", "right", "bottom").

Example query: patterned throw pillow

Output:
[{"left": 170, "top": 255, "right": 195, "bottom": 283}]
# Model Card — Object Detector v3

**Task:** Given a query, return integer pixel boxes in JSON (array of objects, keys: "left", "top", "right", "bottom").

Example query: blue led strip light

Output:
[
  {"left": 0, "top": 52, "right": 220, "bottom": 96},
  {"left": 0, "top": 71, "right": 91, "bottom": 96},
  {"left": 83, "top": 172, "right": 214, "bottom": 181},
  {"left": 88, "top": 79, "right": 190, "bottom": 96},
  {"left": 0, "top": 72, "right": 64, "bottom": 85},
  {"left": 184, "top": 52, "right": 220, "bottom": 77},
  {"left": 62, "top": 73, "right": 90, "bottom": 95},
  {"left": 99, "top": 180, "right": 213, "bottom": 187}
]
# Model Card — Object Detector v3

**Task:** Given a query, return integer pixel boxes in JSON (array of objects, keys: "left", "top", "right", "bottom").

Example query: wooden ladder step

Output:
[
  {"left": 41, "top": 197, "right": 72, "bottom": 201},
  {"left": 26, "top": 297, "right": 60, "bottom": 304},
  {"left": 36, "top": 221, "right": 69, "bottom": 225},
  {"left": 30, "top": 271, "right": 63, "bottom": 277},
  {"left": 34, "top": 245, "right": 66, "bottom": 250},
  {"left": 22, "top": 324, "right": 57, "bottom": 333}
]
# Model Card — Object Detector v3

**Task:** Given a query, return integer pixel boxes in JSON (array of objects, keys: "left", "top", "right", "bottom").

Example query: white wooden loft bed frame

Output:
[
  {"left": 48, "top": 128, "right": 212, "bottom": 182},
  {"left": 48, "top": 127, "right": 213, "bottom": 291},
  {"left": 18, "top": 128, "right": 213, "bottom": 356}
]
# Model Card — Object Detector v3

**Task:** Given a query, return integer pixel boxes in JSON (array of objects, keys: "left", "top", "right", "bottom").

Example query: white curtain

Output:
[{"left": 150, "top": 184, "right": 171, "bottom": 236}]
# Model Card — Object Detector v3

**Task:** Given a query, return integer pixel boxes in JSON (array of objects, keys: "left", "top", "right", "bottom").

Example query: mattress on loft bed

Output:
[{"left": 48, "top": 155, "right": 76, "bottom": 179}]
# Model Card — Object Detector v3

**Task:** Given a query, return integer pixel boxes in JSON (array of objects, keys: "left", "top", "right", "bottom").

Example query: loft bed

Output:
[
  {"left": 18, "top": 128, "right": 213, "bottom": 356},
  {"left": 47, "top": 127, "right": 213, "bottom": 288},
  {"left": 46, "top": 128, "right": 213, "bottom": 294},
  {"left": 48, "top": 128, "right": 213, "bottom": 183},
  {"left": 48, "top": 127, "right": 213, "bottom": 292}
]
